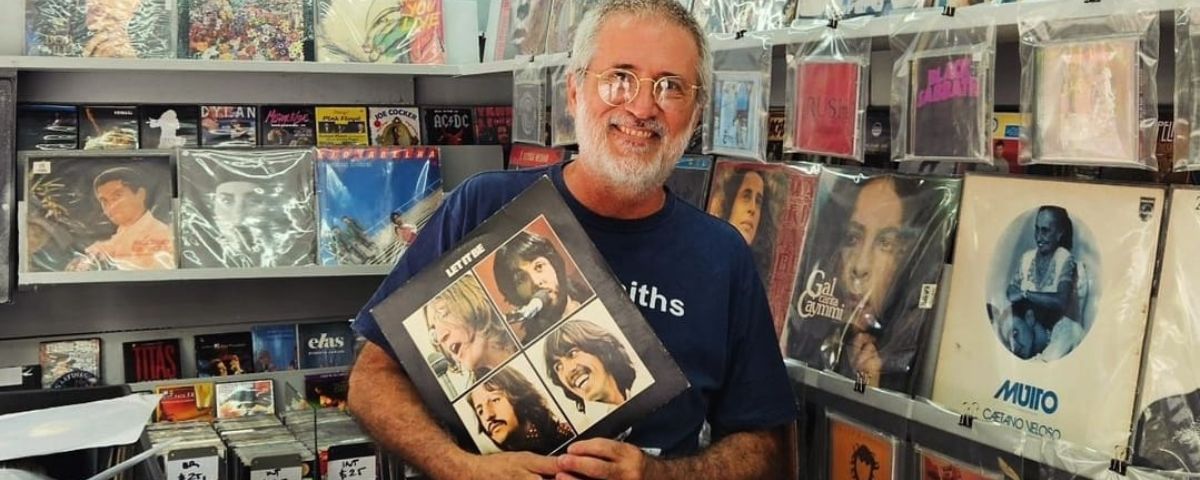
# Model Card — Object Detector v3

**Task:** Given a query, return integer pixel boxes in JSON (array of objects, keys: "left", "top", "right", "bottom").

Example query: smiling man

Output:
[
  {"left": 348, "top": 1, "right": 796, "bottom": 479},
  {"left": 542, "top": 318, "right": 638, "bottom": 423}
]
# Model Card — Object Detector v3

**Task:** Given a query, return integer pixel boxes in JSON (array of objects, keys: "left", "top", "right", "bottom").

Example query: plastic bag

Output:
[
  {"left": 785, "top": 19, "right": 871, "bottom": 162},
  {"left": 1175, "top": 1, "right": 1200, "bottom": 171},
  {"left": 704, "top": 43, "right": 773, "bottom": 161},
  {"left": 549, "top": 64, "right": 576, "bottom": 147},
  {"left": 315, "top": 0, "right": 446, "bottom": 64},
  {"left": 485, "top": 0, "right": 553, "bottom": 61},
  {"left": 891, "top": 8, "right": 996, "bottom": 164},
  {"left": 1018, "top": 0, "right": 1160, "bottom": 170},
  {"left": 25, "top": 0, "right": 176, "bottom": 58},
  {"left": 512, "top": 61, "right": 548, "bottom": 146}
]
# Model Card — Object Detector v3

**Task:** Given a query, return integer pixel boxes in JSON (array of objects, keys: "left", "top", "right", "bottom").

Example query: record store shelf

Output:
[
  {"left": 0, "top": 56, "right": 461, "bottom": 76},
  {"left": 18, "top": 265, "right": 393, "bottom": 287}
]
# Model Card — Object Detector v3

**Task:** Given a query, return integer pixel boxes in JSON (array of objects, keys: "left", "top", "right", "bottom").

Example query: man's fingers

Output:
[
  {"left": 517, "top": 452, "right": 561, "bottom": 476},
  {"left": 558, "top": 453, "right": 614, "bottom": 479},
  {"left": 566, "top": 438, "right": 624, "bottom": 461},
  {"left": 556, "top": 473, "right": 586, "bottom": 480}
]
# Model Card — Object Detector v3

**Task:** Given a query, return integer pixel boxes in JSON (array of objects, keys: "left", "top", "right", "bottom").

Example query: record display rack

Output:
[
  {"left": 17, "top": 266, "right": 392, "bottom": 287},
  {"left": 0, "top": 56, "right": 462, "bottom": 76}
]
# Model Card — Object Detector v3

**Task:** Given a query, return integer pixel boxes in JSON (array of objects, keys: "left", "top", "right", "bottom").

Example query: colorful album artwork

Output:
[
  {"left": 155, "top": 383, "right": 215, "bottom": 422},
  {"left": 251, "top": 324, "right": 299, "bottom": 372},
  {"left": 369, "top": 107, "right": 421, "bottom": 146},
  {"left": 40, "top": 338, "right": 102, "bottom": 389},
  {"left": 123, "top": 339, "right": 182, "bottom": 383},
  {"left": 79, "top": 106, "right": 138, "bottom": 150},
  {"left": 474, "top": 106, "right": 514, "bottom": 145},
  {"left": 25, "top": 0, "right": 174, "bottom": 58},
  {"left": 317, "top": 107, "right": 370, "bottom": 147},
  {"left": 199, "top": 105, "right": 257, "bottom": 148},
  {"left": 260, "top": 106, "right": 316, "bottom": 147},
  {"left": 182, "top": 0, "right": 311, "bottom": 61},
  {"left": 316, "top": 0, "right": 445, "bottom": 64},
  {"left": 917, "top": 447, "right": 1003, "bottom": 480},
  {"left": 907, "top": 51, "right": 989, "bottom": 161},
  {"left": 792, "top": 59, "right": 862, "bottom": 159},
  {"left": 828, "top": 413, "right": 897, "bottom": 480},
  {"left": 710, "top": 72, "right": 762, "bottom": 159},
  {"left": 216, "top": 379, "right": 276, "bottom": 419},
  {"left": 490, "top": 0, "right": 553, "bottom": 61}
]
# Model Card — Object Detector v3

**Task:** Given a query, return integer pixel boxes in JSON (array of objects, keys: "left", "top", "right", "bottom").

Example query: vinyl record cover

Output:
[
  {"left": 1032, "top": 39, "right": 1139, "bottom": 166},
  {"left": 199, "top": 105, "right": 257, "bottom": 148},
  {"left": 474, "top": 106, "right": 514, "bottom": 145},
  {"left": 0, "top": 366, "right": 42, "bottom": 392},
  {"left": 260, "top": 106, "right": 316, "bottom": 147},
  {"left": 140, "top": 105, "right": 199, "bottom": 149},
  {"left": 931, "top": 174, "right": 1164, "bottom": 455},
  {"left": 508, "top": 144, "right": 564, "bottom": 170},
  {"left": 917, "top": 446, "right": 1003, "bottom": 480},
  {"left": 422, "top": 108, "right": 475, "bottom": 145},
  {"left": 793, "top": 59, "right": 862, "bottom": 159},
  {"left": 40, "top": 338, "right": 101, "bottom": 389},
  {"left": 828, "top": 412, "right": 897, "bottom": 480},
  {"left": 216, "top": 379, "right": 276, "bottom": 419},
  {"left": 783, "top": 168, "right": 961, "bottom": 392},
  {"left": 863, "top": 107, "right": 891, "bottom": 166},
  {"left": 368, "top": 106, "right": 421, "bottom": 146},
  {"left": 17, "top": 105, "right": 78, "bottom": 151},
  {"left": 665, "top": 154, "right": 714, "bottom": 210},
  {"left": 490, "top": 0, "right": 552, "bottom": 61},
  {"left": 80, "top": 106, "right": 139, "bottom": 150},
  {"left": 25, "top": 0, "right": 174, "bottom": 58},
  {"left": 305, "top": 371, "right": 348, "bottom": 409},
  {"left": 691, "top": 0, "right": 736, "bottom": 35},
  {"left": 549, "top": 66, "right": 575, "bottom": 147},
  {"left": 710, "top": 71, "right": 762, "bottom": 159},
  {"left": 907, "top": 51, "right": 988, "bottom": 161},
  {"left": 155, "top": 383, "right": 215, "bottom": 422},
  {"left": 544, "top": 0, "right": 600, "bottom": 54},
  {"left": 122, "top": 339, "right": 182, "bottom": 383},
  {"left": 514, "top": 81, "right": 545, "bottom": 145},
  {"left": 195, "top": 331, "right": 255, "bottom": 377},
  {"left": 177, "top": 149, "right": 317, "bottom": 268},
  {"left": 316, "top": 106, "right": 370, "bottom": 146},
  {"left": 251, "top": 324, "right": 299, "bottom": 372},
  {"left": 315, "top": 0, "right": 445, "bottom": 64},
  {"left": 1131, "top": 188, "right": 1200, "bottom": 472},
  {"left": 706, "top": 160, "right": 819, "bottom": 339},
  {"left": 316, "top": 146, "right": 442, "bottom": 266},
  {"left": 23, "top": 151, "right": 176, "bottom": 272},
  {"left": 971, "top": 111, "right": 1025, "bottom": 175},
  {"left": 181, "top": 0, "right": 312, "bottom": 61},
  {"left": 767, "top": 106, "right": 787, "bottom": 161},
  {"left": 298, "top": 321, "right": 355, "bottom": 369},
  {"left": 369, "top": 178, "right": 688, "bottom": 455}
]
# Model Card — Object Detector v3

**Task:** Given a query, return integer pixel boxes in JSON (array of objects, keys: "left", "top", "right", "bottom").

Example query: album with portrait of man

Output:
[{"left": 371, "top": 178, "right": 688, "bottom": 456}]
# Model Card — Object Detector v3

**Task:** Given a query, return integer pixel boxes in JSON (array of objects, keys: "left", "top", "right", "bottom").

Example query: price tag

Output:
[
  {"left": 31, "top": 161, "right": 50, "bottom": 174},
  {"left": 329, "top": 456, "right": 376, "bottom": 480},
  {"left": 165, "top": 452, "right": 218, "bottom": 480},
  {"left": 250, "top": 466, "right": 302, "bottom": 480}
]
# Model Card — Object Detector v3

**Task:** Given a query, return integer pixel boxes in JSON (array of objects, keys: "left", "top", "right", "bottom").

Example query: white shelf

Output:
[
  {"left": 18, "top": 265, "right": 392, "bottom": 286},
  {"left": 0, "top": 55, "right": 462, "bottom": 76}
]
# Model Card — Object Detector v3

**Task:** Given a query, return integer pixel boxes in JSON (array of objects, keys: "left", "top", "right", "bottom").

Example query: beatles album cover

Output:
[
  {"left": 1131, "top": 187, "right": 1200, "bottom": 473},
  {"left": 474, "top": 106, "right": 514, "bottom": 145},
  {"left": 316, "top": 106, "right": 370, "bottom": 146},
  {"left": 40, "top": 338, "right": 101, "bottom": 389},
  {"left": 216, "top": 379, "right": 276, "bottom": 419},
  {"left": 80, "top": 106, "right": 138, "bottom": 150},
  {"left": 544, "top": 0, "right": 599, "bottom": 54},
  {"left": 507, "top": 144, "right": 564, "bottom": 170},
  {"left": 316, "top": 147, "right": 443, "bottom": 266},
  {"left": 917, "top": 446, "right": 1003, "bottom": 480},
  {"left": 155, "top": 382, "right": 215, "bottom": 422},
  {"left": 195, "top": 331, "right": 255, "bottom": 377},
  {"left": 298, "top": 321, "right": 355, "bottom": 369},
  {"left": 550, "top": 65, "right": 575, "bottom": 146},
  {"left": 316, "top": 0, "right": 445, "bottom": 64},
  {"left": 422, "top": 108, "right": 475, "bottom": 145},
  {"left": 665, "top": 154, "right": 714, "bottom": 210},
  {"left": 260, "top": 105, "right": 316, "bottom": 147},
  {"left": 23, "top": 151, "right": 176, "bottom": 272},
  {"left": 122, "top": 338, "right": 181, "bottom": 383},
  {"left": 368, "top": 106, "right": 421, "bottom": 146},
  {"left": 370, "top": 178, "right": 688, "bottom": 455},
  {"left": 305, "top": 371, "right": 349, "bottom": 409},
  {"left": 140, "top": 105, "right": 199, "bottom": 149},
  {"left": 792, "top": 59, "right": 863, "bottom": 159},
  {"left": 1031, "top": 38, "right": 1140, "bottom": 166},
  {"left": 181, "top": 0, "right": 312, "bottom": 61},
  {"left": 710, "top": 71, "right": 763, "bottom": 159},
  {"left": 514, "top": 81, "right": 546, "bottom": 146},
  {"left": 907, "top": 51, "right": 988, "bottom": 161},
  {"left": 783, "top": 168, "right": 961, "bottom": 392},
  {"left": 707, "top": 160, "right": 819, "bottom": 339},
  {"left": 251, "top": 324, "right": 299, "bottom": 372},
  {"left": 828, "top": 412, "right": 897, "bottom": 480},
  {"left": 17, "top": 105, "right": 77, "bottom": 151},
  {"left": 25, "top": 0, "right": 174, "bottom": 58},
  {"left": 931, "top": 174, "right": 1164, "bottom": 455},
  {"left": 177, "top": 149, "right": 317, "bottom": 268},
  {"left": 489, "top": 0, "right": 552, "bottom": 61},
  {"left": 199, "top": 105, "right": 257, "bottom": 148}
]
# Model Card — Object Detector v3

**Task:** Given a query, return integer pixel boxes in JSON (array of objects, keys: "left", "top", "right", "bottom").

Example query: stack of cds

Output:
[{"left": 215, "top": 415, "right": 317, "bottom": 480}]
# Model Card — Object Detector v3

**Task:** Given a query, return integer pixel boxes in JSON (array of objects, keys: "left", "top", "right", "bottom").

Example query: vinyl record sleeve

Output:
[
  {"left": 369, "top": 178, "right": 688, "bottom": 455},
  {"left": 709, "top": 71, "right": 763, "bottom": 159},
  {"left": 1131, "top": 187, "right": 1200, "bottom": 472},
  {"left": 549, "top": 66, "right": 575, "bottom": 147},
  {"left": 906, "top": 50, "right": 989, "bottom": 161},
  {"left": 23, "top": 151, "right": 176, "bottom": 272},
  {"left": 544, "top": 0, "right": 600, "bottom": 54},
  {"left": 767, "top": 106, "right": 787, "bottom": 161},
  {"left": 783, "top": 168, "right": 961, "bottom": 392},
  {"left": 260, "top": 106, "right": 316, "bottom": 147},
  {"left": 916, "top": 446, "right": 1003, "bottom": 480},
  {"left": 931, "top": 174, "right": 1164, "bottom": 455},
  {"left": 706, "top": 160, "right": 819, "bottom": 340},
  {"left": 474, "top": 106, "right": 514, "bottom": 145},
  {"left": 304, "top": 371, "right": 348, "bottom": 409},
  {"left": 39, "top": 338, "right": 101, "bottom": 389},
  {"left": 316, "top": 106, "right": 370, "bottom": 147},
  {"left": 513, "top": 81, "right": 546, "bottom": 146},
  {"left": 508, "top": 145, "right": 564, "bottom": 170},
  {"left": 155, "top": 383, "right": 215, "bottom": 422},
  {"left": 199, "top": 105, "right": 258, "bottom": 148},
  {"left": 25, "top": 0, "right": 175, "bottom": 58},
  {"left": 792, "top": 59, "right": 863, "bottom": 159},
  {"left": 315, "top": 146, "right": 442, "bottom": 266},
  {"left": 315, "top": 0, "right": 445, "bottom": 64},
  {"left": 195, "top": 331, "right": 255, "bottom": 377},
  {"left": 178, "top": 149, "right": 317, "bottom": 268},
  {"left": 181, "top": 0, "right": 312, "bottom": 61},
  {"left": 122, "top": 338, "right": 182, "bottom": 382},
  {"left": 140, "top": 105, "right": 199, "bottom": 149},
  {"left": 665, "top": 154, "right": 714, "bottom": 210},
  {"left": 489, "top": 0, "right": 552, "bottom": 61},
  {"left": 216, "top": 379, "right": 276, "bottom": 419},
  {"left": 827, "top": 411, "right": 898, "bottom": 480},
  {"left": 80, "top": 106, "right": 139, "bottom": 150},
  {"left": 298, "top": 321, "right": 355, "bottom": 369},
  {"left": 251, "top": 324, "right": 299, "bottom": 372},
  {"left": 17, "top": 105, "right": 78, "bottom": 151},
  {"left": 422, "top": 108, "right": 475, "bottom": 145},
  {"left": 368, "top": 107, "right": 421, "bottom": 146},
  {"left": 0, "top": 365, "right": 42, "bottom": 392}
]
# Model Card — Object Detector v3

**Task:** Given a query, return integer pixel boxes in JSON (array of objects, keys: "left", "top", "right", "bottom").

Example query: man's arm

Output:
[
  {"left": 347, "top": 342, "right": 559, "bottom": 480},
  {"left": 556, "top": 427, "right": 789, "bottom": 480}
]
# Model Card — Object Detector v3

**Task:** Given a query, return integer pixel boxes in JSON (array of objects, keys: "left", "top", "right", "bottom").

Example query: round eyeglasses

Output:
[{"left": 586, "top": 68, "right": 702, "bottom": 110}]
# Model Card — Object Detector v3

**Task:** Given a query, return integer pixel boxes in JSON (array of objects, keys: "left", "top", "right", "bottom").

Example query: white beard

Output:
[{"left": 572, "top": 99, "right": 694, "bottom": 199}]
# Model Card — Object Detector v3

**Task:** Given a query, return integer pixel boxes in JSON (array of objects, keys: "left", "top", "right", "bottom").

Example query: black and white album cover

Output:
[
  {"left": 177, "top": 149, "right": 317, "bottom": 268},
  {"left": 513, "top": 80, "right": 546, "bottom": 146},
  {"left": 140, "top": 105, "right": 199, "bottom": 149},
  {"left": 17, "top": 105, "right": 78, "bottom": 151},
  {"left": 932, "top": 174, "right": 1164, "bottom": 455},
  {"left": 370, "top": 178, "right": 687, "bottom": 455}
]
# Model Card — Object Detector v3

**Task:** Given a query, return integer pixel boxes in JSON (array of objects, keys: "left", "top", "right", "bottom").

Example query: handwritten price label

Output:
[
  {"left": 165, "top": 455, "right": 218, "bottom": 480},
  {"left": 250, "top": 466, "right": 302, "bottom": 480},
  {"left": 330, "top": 456, "right": 376, "bottom": 480}
]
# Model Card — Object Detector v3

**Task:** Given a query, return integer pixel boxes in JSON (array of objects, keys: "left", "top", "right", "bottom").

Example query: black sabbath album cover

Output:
[
  {"left": 665, "top": 154, "right": 714, "bottom": 210},
  {"left": 25, "top": 0, "right": 174, "bottom": 58},
  {"left": 782, "top": 168, "right": 961, "bottom": 392},
  {"left": 195, "top": 331, "right": 255, "bottom": 378},
  {"left": 368, "top": 106, "right": 421, "bottom": 146},
  {"left": 40, "top": 338, "right": 101, "bottom": 389},
  {"left": 422, "top": 108, "right": 475, "bottom": 145},
  {"left": 140, "top": 105, "right": 199, "bottom": 149},
  {"left": 315, "top": 0, "right": 446, "bottom": 64},
  {"left": 180, "top": 0, "right": 313, "bottom": 61},
  {"left": 80, "top": 105, "right": 138, "bottom": 150},
  {"left": 298, "top": 321, "right": 355, "bottom": 369},
  {"left": 17, "top": 105, "right": 78, "bottom": 151},
  {"left": 260, "top": 105, "right": 316, "bottom": 147},
  {"left": 122, "top": 338, "right": 181, "bottom": 383},
  {"left": 474, "top": 106, "right": 513, "bottom": 145},
  {"left": 177, "top": 149, "right": 317, "bottom": 268},
  {"left": 200, "top": 105, "right": 257, "bottom": 148},
  {"left": 906, "top": 51, "right": 988, "bottom": 161},
  {"left": 931, "top": 174, "right": 1163, "bottom": 455},
  {"left": 370, "top": 178, "right": 687, "bottom": 455},
  {"left": 706, "top": 160, "right": 819, "bottom": 339},
  {"left": 23, "top": 151, "right": 176, "bottom": 272}
]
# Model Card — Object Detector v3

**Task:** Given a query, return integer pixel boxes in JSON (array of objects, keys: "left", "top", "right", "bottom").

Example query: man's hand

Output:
[
  {"left": 849, "top": 332, "right": 883, "bottom": 387},
  {"left": 462, "top": 451, "right": 560, "bottom": 480},
  {"left": 556, "top": 438, "right": 647, "bottom": 480}
]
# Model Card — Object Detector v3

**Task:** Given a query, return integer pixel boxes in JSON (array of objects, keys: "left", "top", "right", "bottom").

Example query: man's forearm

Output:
[{"left": 643, "top": 428, "right": 788, "bottom": 480}]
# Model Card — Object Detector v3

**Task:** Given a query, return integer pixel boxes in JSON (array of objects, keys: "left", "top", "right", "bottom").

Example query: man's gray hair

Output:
[{"left": 568, "top": 0, "right": 712, "bottom": 105}]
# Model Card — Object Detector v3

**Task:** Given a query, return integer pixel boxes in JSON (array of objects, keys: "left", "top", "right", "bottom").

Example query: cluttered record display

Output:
[{"left": 370, "top": 178, "right": 687, "bottom": 455}]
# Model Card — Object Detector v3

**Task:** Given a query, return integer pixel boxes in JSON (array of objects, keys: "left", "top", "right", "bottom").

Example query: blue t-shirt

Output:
[{"left": 352, "top": 163, "right": 797, "bottom": 457}]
